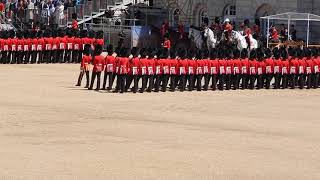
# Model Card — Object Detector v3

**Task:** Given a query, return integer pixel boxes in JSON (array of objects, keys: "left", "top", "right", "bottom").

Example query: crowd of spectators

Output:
[{"left": 0, "top": 0, "right": 80, "bottom": 29}]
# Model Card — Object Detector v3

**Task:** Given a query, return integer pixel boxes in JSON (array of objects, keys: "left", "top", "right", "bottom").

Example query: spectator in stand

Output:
[
  {"left": 26, "top": 0, "right": 35, "bottom": 27},
  {"left": 0, "top": 0, "right": 5, "bottom": 21},
  {"left": 71, "top": 12, "right": 78, "bottom": 30},
  {"left": 270, "top": 25, "right": 279, "bottom": 43},
  {"left": 290, "top": 24, "right": 297, "bottom": 41}
]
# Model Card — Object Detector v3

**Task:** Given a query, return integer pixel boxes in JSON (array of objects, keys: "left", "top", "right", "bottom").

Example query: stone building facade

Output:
[{"left": 153, "top": 0, "right": 320, "bottom": 42}]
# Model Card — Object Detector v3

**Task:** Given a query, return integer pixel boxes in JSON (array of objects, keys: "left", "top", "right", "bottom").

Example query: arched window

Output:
[
  {"left": 199, "top": 9, "right": 208, "bottom": 26},
  {"left": 224, "top": 4, "right": 236, "bottom": 17}
]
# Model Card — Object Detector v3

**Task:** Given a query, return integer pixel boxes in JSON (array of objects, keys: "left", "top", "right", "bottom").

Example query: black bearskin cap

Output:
[
  {"left": 94, "top": 44, "right": 103, "bottom": 56},
  {"left": 83, "top": 44, "right": 91, "bottom": 56}
]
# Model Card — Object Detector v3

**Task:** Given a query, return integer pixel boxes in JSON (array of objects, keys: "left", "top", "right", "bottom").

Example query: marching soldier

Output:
[
  {"left": 240, "top": 49, "right": 249, "bottom": 89},
  {"left": 76, "top": 44, "right": 92, "bottom": 88},
  {"left": 102, "top": 45, "right": 116, "bottom": 90},
  {"left": 146, "top": 48, "right": 156, "bottom": 92},
  {"left": 232, "top": 49, "right": 241, "bottom": 90},
  {"left": 89, "top": 44, "right": 105, "bottom": 91},
  {"left": 178, "top": 49, "right": 188, "bottom": 92},
  {"left": 125, "top": 47, "right": 140, "bottom": 93},
  {"left": 187, "top": 50, "right": 196, "bottom": 91},
  {"left": 264, "top": 49, "right": 274, "bottom": 89},
  {"left": 209, "top": 49, "right": 219, "bottom": 91}
]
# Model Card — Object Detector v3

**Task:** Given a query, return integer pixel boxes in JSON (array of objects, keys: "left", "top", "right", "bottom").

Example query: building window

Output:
[
  {"left": 199, "top": 9, "right": 208, "bottom": 26},
  {"left": 225, "top": 5, "right": 236, "bottom": 16}
]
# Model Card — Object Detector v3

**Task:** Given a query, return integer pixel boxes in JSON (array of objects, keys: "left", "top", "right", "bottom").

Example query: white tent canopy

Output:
[{"left": 260, "top": 12, "right": 320, "bottom": 47}]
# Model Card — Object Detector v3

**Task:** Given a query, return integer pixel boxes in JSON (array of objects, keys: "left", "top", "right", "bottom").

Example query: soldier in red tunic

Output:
[
  {"left": 273, "top": 48, "right": 282, "bottom": 89},
  {"left": 9, "top": 30, "right": 18, "bottom": 64},
  {"left": 125, "top": 47, "right": 140, "bottom": 93},
  {"left": 264, "top": 49, "right": 274, "bottom": 89},
  {"left": 232, "top": 49, "right": 241, "bottom": 90},
  {"left": 76, "top": 44, "right": 92, "bottom": 88},
  {"left": 178, "top": 49, "right": 188, "bottom": 91},
  {"left": 312, "top": 48, "right": 320, "bottom": 88},
  {"left": 72, "top": 30, "right": 81, "bottom": 63},
  {"left": 37, "top": 31, "right": 45, "bottom": 63},
  {"left": 297, "top": 49, "right": 307, "bottom": 89},
  {"left": 43, "top": 30, "right": 53, "bottom": 63},
  {"left": 248, "top": 50, "right": 258, "bottom": 90},
  {"left": 305, "top": 48, "right": 314, "bottom": 89},
  {"left": 139, "top": 48, "right": 149, "bottom": 93},
  {"left": 288, "top": 48, "right": 299, "bottom": 89},
  {"left": 218, "top": 50, "right": 227, "bottom": 90},
  {"left": 102, "top": 45, "right": 116, "bottom": 90},
  {"left": 168, "top": 50, "right": 178, "bottom": 92},
  {"left": 161, "top": 49, "right": 171, "bottom": 92},
  {"left": 256, "top": 49, "right": 266, "bottom": 89},
  {"left": 202, "top": 50, "right": 211, "bottom": 91},
  {"left": 116, "top": 49, "right": 129, "bottom": 93},
  {"left": 153, "top": 49, "right": 163, "bottom": 92},
  {"left": 64, "top": 28, "right": 74, "bottom": 63},
  {"left": 225, "top": 49, "right": 233, "bottom": 90},
  {"left": 209, "top": 49, "right": 219, "bottom": 91},
  {"left": 89, "top": 45, "right": 105, "bottom": 91},
  {"left": 23, "top": 30, "right": 31, "bottom": 64},
  {"left": 280, "top": 49, "right": 289, "bottom": 89},
  {"left": 240, "top": 49, "right": 249, "bottom": 89},
  {"left": 16, "top": 30, "right": 24, "bottom": 64},
  {"left": 146, "top": 48, "right": 156, "bottom": 92},
  {"left": 187, "top": 50, "right": 196, "bottom": 91},
  {"left": 50, "top": 30, "right": 59, "bottom": 63},
  {"left": 57, "top": 29, "right": 66, "bottom": 63},
  {"left": 0, "top": 31, "right": 9, "bottom": 64}
]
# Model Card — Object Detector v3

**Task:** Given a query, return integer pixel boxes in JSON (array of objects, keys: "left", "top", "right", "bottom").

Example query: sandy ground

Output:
[{"left": 0, "top": 64, "right": 320, "bottom": 180}]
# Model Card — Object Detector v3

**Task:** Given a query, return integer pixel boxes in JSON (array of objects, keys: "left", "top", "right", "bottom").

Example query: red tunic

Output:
[
  {"left": 265, "top": 58, "right": 274, "bottom": 74},
  {"left": 31, "top": 38, "right": 38, "bottom": 51},
  {"left": 37, "top": 38, "right": 45, "bottom": 51},
  {"left": 105, "top": 55, "right": 116, "bottom": 73},
  {"left": 203, "top": 59, "right": 210, "bottom": 74},
  {"left": 289, "top": 58, "right": 299, "bottom": 74},
  {"left": 10, "top": 38, "right": 18, "bottom": 51},
  {"left": 241, "top": 58, "right": 249, "bottom": 74},
  {"left": 139, "top": 58, "right": 148, "bottom": 75},
  {"left": 81, "top": 55, "right": 92, "bottom": 71},
  {"left": 155, "top": 59, "right": 163, "bottom": 75},
  {"left": 218, "top": 59, "right": 227, "bottom": 74},
  {"left": 59, "top": 36, "right": 67, "bottom": 50},
  {"left": 129, "top": 57, "right": 140, "bottom": 75},
  {"left": 51, "top": 37, "right": 59, "bottom": 51},
  {"left": 313, "top": 58, "right": 320, "bottom": 74},
  {"left": 298, "top": 59, "right": 306, "bottom": 74},
  {"left": 162, "top": 59, "right": 170, "bottom": 75},
  {"left": 258, "top": 60, "right": 266, "bottom": 75},
  {"left": 225, "top": 59, "right": 234, "bottom": 75},
  {"left": 17, "top": 39, "right": 24, "bottom": 52},
  {"left": 93, "top": 55, "right": 105, "bottom": 72},
  {"left": 196, "top": 59, "right": 205, "bottom": 75},
  {"left": 249, "top": 60, "right": 258, "bottom": 75},
  {"left": 96, "top": 38, "right": 104, "bottom": 46},
  {"left": 67, "top": 37, "right": 74, "bottom": 50},
  {"left": 118, "top": 57, "right": 129, "bottom": 74},
  {"left": 178, "top": 59, "right": 188, "bottom": 75},
  {"left": 306, "top": 59, "right": 315, "bottom": 74},
  {"left": 187, "top": 59, "right": 197, "bottom": 75},
  {"left": 169, "top": 58, "right": 178, "bottom": 75},
  {"left": 209, "top": 59, "right": 219, "bottom": 75},
  {"left": 23, "top": 38, "right": 31, "bottom": 51},
  {"left": 232, "top": 59, "right": 241, "bottom": 75},
  {"left": 146, "top": 58, "right": 155, "bottom": 75},
  {"left": 273, "top": 59, "right": 282, "bottom": 74},
  {"left": 3, "top": 39, "right": 10, "bottom": 51},
  {"left": 44, "top": 37, "right": 53, "bottom": 51},
  {"left": 281, "top": 59, "right": 289, "bottom": 75}
]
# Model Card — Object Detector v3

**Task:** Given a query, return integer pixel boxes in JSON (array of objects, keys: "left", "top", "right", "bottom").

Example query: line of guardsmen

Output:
[
  {"left": 77, "top": 45, "right": 320, "bottom": 93},
  {"left": 0, "top": 29, "right": 104, "bottom": 64}
]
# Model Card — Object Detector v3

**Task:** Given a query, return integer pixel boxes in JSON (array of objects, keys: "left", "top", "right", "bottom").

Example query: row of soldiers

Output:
[
  {"left": 0, "top": 29, "right": 104, "bottom": 64},
  {"left": 77, "top": 45, "right": 320, "bottom": 93}
]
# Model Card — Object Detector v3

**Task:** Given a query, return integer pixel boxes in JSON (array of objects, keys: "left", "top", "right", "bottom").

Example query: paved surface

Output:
[{"left": 0, "top": 64, "right": 320, "bottom": 180}]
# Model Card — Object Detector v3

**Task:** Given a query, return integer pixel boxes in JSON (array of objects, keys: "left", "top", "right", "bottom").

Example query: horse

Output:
[
  {"left": 188, "top": 26, "right": 204, "bottom": 50},
  {"left": 203, "top": 26, "right": 217, "bottom": 49},
  {"left": 231, "top": 30, "right": 248, "bottom": 50}
]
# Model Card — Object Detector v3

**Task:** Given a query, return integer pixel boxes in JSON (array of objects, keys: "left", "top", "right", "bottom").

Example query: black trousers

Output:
[
  {"left": 116, "top": 74, "right": 126, "bottom": 93},
  {"left": 51, "top": 50, "right": 58, "bottom": 63},
  {"left": 169, "top": 74, "right": 177, "bottom": 92},
  {"left": 196, "top": 74, "right": 203, "bottom": 91},
  {"left": 265, "top": 74, "right": 273, "bottom": 89},
  {"left": 77, "top": 70, "right": 90, "bottom": 87},
  {"left": 1, "top": 51, "right": 8, "bottom": 64},
  {"left": 241, "top": 74, "right": 248, "bottom": 89},
  {"left": 203, "top": 74, "right": 210, "bottom": 91},
  {"left": 281, "top": 74, "right": 288, "bottom": 89},
  {"left": 274, "top": 73, "right": 281, "bottom": 89},
  {"left": 147, "top": 75, "right": 155, "bottom": 92},
  {"left": 298, "top": 74, "right": 306, "bottom": 89},
  {"left": 140, "top": 75, "right": 148, "bottom": 93},
  {"left": 161, "top": 74, "right": 169, "bottom": 92},
  {"left": 89, "top": 71, "right": 102, "bottom": 90},
  {"left": 64, "top": 50, "right": 72, "bottom": 63},
  {"left": 210, "top": 74, "right": 218, "bottom": 91},
  {"left": 43, "top": 50, "right": 51, "bottom": 63},
  {"left": 225, "top": 74, "right": 232, "bottom": 90},
  {"left": 288, "top": 74, "right": 296, "bottom": 89},
  {"left": 218, "top": 74, "right": 225, "bottom": 90},
  {"left": 232, "top": 74, "right": 240, "bottom": 90},
  {"left": 256, "top": 75, "right": 263, "bottom": 89},
  {"left": 125, "top": 74, "right": 138, "bottom": 93},
  {"left": 249, "top": 75, "right": 256, "bottom": 90},
  {"left": 187, "top": 74, "right": 195, "bottom": 91},
  {"left": 102, "top": 72, "right": 116, "bottom": 90},
  {"left": 30, "top": 51, "right": 37, "bottom": 64},
  {"left": 71, "top": 50, "right": 78, "bottom": 63},
  {"left": 57, "top": 50, "right": 64, "bottom": 63},
  {"left": 154, "top": 74, "right": 161, "bottom": 92},
  {"left": 179, "top": 74, "right": 186, "bottom": 92},
  {"left": 9, "top": 51, "right": 14, "bottom": 64},
  {"left": 313, "top": 73, "right": 319, "bottom": 89},
  {"left": 16, "top": 51, "right": 24, "bottom": 64},
  {"left": 78, "top": 50, "right": 83, "bottom": 63},
  {"left": 24, "top": 51, "right": 30, "bottom": 64}
]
